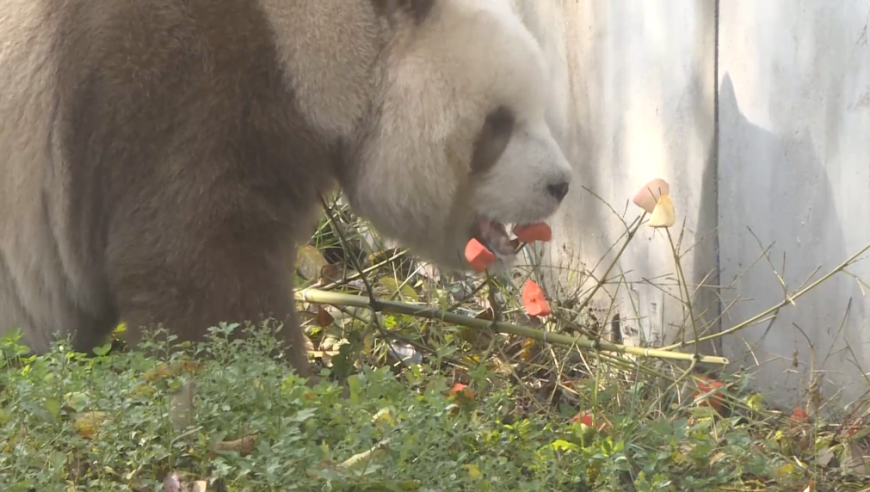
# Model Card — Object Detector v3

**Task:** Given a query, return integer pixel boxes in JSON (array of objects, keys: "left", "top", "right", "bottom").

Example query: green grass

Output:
[
  {"left": 1, "top": 194, "right": 868, "bottom": 491},
  {"left": 1, "top": 323, "right": 866, "bottom": 492}
]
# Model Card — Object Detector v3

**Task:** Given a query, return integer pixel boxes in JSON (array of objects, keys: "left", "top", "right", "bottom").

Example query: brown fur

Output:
[
  {"left": 54, "top": 0, "right": 337, "bottom": 374},
  {"left": 1, "top": 0, "right": 571, "bottom": 380},
  {"left": 28, "top": 0, "right": 429, "bottom": 376}
]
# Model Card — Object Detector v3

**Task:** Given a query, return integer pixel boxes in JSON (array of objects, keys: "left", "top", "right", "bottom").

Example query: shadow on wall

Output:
[
  {"left": 718, "top": 73, "right": 862, "bottom": 407},
  {"left": 660, "top": 2, "right": 720, "bottom": 359},
  {"left": 688, "top": 65, "right": 721, "bottom": 359}
]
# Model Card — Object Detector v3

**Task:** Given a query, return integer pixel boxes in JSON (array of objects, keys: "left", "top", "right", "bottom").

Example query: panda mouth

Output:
[{"left": 472, "top": 218, "right": 541, "bottom": 258}]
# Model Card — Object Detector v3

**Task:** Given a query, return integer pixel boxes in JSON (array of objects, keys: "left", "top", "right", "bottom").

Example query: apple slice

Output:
[
  {"left": 648, "top": 194, "right": 675, "bottom": 228},
  {"left": 632, "top": 178, "right": 670, "bottom": 214}
]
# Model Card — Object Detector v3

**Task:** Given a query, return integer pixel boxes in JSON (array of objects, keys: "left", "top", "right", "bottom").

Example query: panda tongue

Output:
[{"left": 477, "top": 219, "right": 516, "bottom": 257}]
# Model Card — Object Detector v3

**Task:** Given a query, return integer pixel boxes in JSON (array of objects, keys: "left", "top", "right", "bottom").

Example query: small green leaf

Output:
[
  {"left": 551, "top": 439, "right": 579, "bottom": 452},
  {"left": 43, "top": 397, "right": 61, "bottom": 420},
  {"left": 92, "top": 343, "right": 112, "bottom": 356}
]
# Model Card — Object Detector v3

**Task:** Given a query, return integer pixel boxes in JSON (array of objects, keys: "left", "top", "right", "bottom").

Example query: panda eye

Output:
[
  {"left": 471, "top": 105, "right": 515, "bottom": 174},
  {"left": 486, "top": 106, "right": 515, "bottom": 136}
]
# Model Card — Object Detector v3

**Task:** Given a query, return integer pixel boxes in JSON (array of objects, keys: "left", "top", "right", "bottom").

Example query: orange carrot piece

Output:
[
  {"left": 465, "top": 238, "right": 496, "bottom": 272},
  {"left": 514, "top": 223, "right": 552, "bottom": 243},
  {"left": 522, "top": 280, "right": 551, "bottom": 317}
]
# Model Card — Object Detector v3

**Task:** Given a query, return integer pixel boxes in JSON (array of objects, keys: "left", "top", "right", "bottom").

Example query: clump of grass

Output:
[
  {"left": 1, "top": 190, "right": 869, "bottom": 491},
  {"left": 1, "top": 323, "right": 866, "bottom": 491}
]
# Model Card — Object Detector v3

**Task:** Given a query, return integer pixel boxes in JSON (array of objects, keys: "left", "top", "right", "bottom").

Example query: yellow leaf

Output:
[
  {"left": 746, "top": 392, "right": 764, "bottom": 412},
  {"left": 143, "top": 363, "right": 173, "bottom": 382},
  {"left": 378, "top": 277, "right": 419, "bottom": 302},
  {"left": 112, "top": 321, "right": 127, "bottom": 337},
  {"left": 373, "top": 408, "right": 395, "bottom": 426},
  {"left": 518, "top": 338, "right": 537, "bottom": 361},
  {"left": 464, "top": 464, "right": 482, "bottom": 479},
  {"left": 131, "top": 383, "right": 156, "bottom": 398},
  {"left": 142, "top": 359, "right": 201, "bottom": 383},
  {"left": 649, "top": 194, "right": 675, "bottom": 228},
  {"left": 777, "top": 463, "right": 796, "bottom": 477},
  {"left": 296, "top": 245, "right": 328, "bottom": 281},
  {"left": 551, "top": 439, "right": 580, "bottom": 452},
  {"left": 72, "top": 411, "right": 109, "bottom": 439}
]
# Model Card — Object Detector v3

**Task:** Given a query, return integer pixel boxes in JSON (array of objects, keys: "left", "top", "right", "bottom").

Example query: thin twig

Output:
[{"left": 661, "top": 241, "right": 870, "bottom": 351}]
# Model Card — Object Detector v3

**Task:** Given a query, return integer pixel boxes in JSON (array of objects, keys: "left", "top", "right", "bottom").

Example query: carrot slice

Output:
[
  {"left": 465, "top": 238, "right": 496, "bottom": 272},
  {"left": 522, "top": 280, "right": 551, "bottom": 316},
  {"left": 514, "top": 223, "right": 552, "bottom": 243}
]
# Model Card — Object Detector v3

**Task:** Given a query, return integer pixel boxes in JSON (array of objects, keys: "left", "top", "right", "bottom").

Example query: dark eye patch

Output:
[
  {"left": 470, "top": 105, "right": 515, "bottom": 174},
  {"left": 371, "top": 0, "right": 435, "bottom": 25}
]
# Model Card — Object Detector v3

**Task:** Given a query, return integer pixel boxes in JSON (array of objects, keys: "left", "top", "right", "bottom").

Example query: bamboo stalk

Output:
[
  {"left": 660, "top": 241, "right": 870, "bottom": 351},
  {"left": 296, "top": 288, "right": 728, "bottom": 365}
]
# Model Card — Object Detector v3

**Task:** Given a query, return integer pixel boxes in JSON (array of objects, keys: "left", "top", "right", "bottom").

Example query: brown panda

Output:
[{"left": 0, "top": 0, "right": 572, "bottom": 378}]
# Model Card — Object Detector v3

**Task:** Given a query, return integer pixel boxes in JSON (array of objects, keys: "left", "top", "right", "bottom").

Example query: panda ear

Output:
[{"left": 372, "top": 0, "right": 435, "bottom": 25}]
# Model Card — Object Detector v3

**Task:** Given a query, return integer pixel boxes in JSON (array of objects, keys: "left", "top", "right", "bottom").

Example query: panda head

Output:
[{"left": 344, "top": 0, "right": 572, "bottom": 272}]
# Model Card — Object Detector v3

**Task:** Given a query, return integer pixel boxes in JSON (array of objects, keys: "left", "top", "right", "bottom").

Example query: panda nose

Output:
[{"left": 547, "top": 181, "right": 570, "bottom": 202}]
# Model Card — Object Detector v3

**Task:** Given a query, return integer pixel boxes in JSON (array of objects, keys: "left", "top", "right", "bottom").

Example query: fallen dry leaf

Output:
[
  {"left": 377, "top": 276, "right": 419, "bottom": 302},
  {"left": 142, "top": 359, "right": 201, "bottom": 383},
  {"left": 142, "top": 363, "right": 173, "bottom": 382},
  {"left": 319, "top": 263, "right": 344, "bottom": 284},
  {"left": 316, "top": 306, "right": 335, "bottom": 327},
  {"left": 816, "top": 446, "right": 835, "bottom": 467},
  {"left": 211, "top": 436, "right": 255, "bottom": 457},
  {"left": 846, "top": 440, "right": 869, "bottom": 475},
  {"left": 296, "top": 244, "right": 328, "bottom": 281},
  {"left": 71, "top": 411, "right": 109, "bottom": 439},
  {"left": 518, "top": 337, "right": 538, "bottom": 362},
  {"left": 163, "top": 472, "right": 181, "bottom": 492}
]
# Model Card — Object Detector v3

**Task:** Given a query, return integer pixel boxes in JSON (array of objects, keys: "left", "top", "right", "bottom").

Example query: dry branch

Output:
[{"left": 297, "top": 288, "right": 728, "bottom": 365}]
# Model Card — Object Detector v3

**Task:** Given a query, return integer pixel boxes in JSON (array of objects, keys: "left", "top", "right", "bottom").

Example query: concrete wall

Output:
[
  {"left": 512, "top": 0, "right": 720, "bottom": 352},
  {"left": 717, "top": 1, "right": 870, "bottom": 408},
  {"left": 517, "top": 0, "right": 870, "bottom": 410}
]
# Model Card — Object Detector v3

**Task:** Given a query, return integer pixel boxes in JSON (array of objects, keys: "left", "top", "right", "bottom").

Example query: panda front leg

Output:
[{"left": 106, "top": 230, "right": 313, "bottom": 380}]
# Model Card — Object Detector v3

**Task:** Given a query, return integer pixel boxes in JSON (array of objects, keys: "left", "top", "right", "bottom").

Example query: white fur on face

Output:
[{"left": 348, "top": 0, "right": 572, "bottom": 271}]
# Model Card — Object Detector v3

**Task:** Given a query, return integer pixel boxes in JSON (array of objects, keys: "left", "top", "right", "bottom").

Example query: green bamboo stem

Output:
[{"left": 296, "top": 288, "right": 729, "bottom": 365}]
